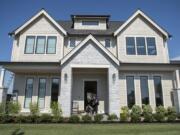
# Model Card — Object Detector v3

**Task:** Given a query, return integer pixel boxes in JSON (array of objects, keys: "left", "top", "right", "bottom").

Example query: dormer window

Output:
[
  {"left": 82, "top": 21, "right": 99, "bottom": 26},
  {"left": 105, "top": 38, "right": 111, "bottom": 48},
  {"left": 69, "top": 38, "right": 76, "bottom": 47}
]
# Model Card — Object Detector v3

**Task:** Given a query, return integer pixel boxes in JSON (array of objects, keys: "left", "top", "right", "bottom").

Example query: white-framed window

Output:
[
  {"left": 69, "top": 38, "right": 76, "bottom": 47},
  {"left": 46, "top": 36, "right": 57, "bottom": 54},
  {"left": 126, "top": 36, "right": 157, "bottom": 56},
  {"left": 82, "top": 21, "right": 99, "bottom": 26},
  {"left": 38, "top": 78, "right": 46, "bottom": 109},
  {"left": 24, "top": 36, "right": 35, "bottom": 54},
  {"left": 105, "top": 38, "right": 111, "bottom": 48},
  {"left": 35, "top": 36, "right": 46, "bottom": 54},
  {"left": 24, "top": 78, "right": 33, "bottom": 108}
]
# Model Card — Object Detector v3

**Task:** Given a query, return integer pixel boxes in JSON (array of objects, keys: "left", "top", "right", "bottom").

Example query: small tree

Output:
[
  {"left": 6, "top": 101, "right": 21, "bottom": 115},
  {"left": 142, "top": 104, "right": 153, "bottom": 122},
  {"left": 131, "top": 105, "right": 142, "bottom": 122},
  {"left": 51, "top": 102, "right": 62, "bottom": 123},
  {"left": 0, "top": 102, "right": 6, "bottom": 115},
  {"left": 120, "top": 106, "right": 129, "bottom": 122},
  {"left": 167, "top": 107, "right": 176, "bottom": 122},
  {"left": 29, "top": 102, "right": 39, "bottom": 116},
  {"left": 154, "top": 106, "right": 166, "bottom": 122}
]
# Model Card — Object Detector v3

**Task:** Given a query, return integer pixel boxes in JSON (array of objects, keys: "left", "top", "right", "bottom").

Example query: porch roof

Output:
[{"left": 0, "top": 61, "right": 61, "bottom": 73}]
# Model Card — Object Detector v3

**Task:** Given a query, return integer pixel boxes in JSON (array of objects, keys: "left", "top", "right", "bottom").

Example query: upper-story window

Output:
[
  {"left": 126, "top": 36, "right": 157, "bottom": 56},
  {"left": 82, "top": 21, "right": 99, "bottom": 26},
  {"left": 136, "top": 37, "right": 146, "bottom": 55},
  {"left": 105, "top": 38, "right": 111, "bottom": 48},
  {"left": 24, "top": 36, "right": 57, "bottom": 54},
  {"left": 126, "top": 37, "right": 136, "bottom": 55},
  {"left": 46, "top": 36, "right": 57, "bottom": 54},
  {"left": 35, "top": 36, "right": 46, "bottom": 54},
  {"left": 69, "top": 38, "right": 76, "bottom": 47},
  {"left": 147, "top": 37, "right": 157, "bottom": 55},
  {"left": 24, "top": 36, "right": 35, "bottom": 54}
]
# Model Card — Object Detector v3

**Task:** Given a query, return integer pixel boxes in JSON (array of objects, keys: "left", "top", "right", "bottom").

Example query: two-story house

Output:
[{"left": 0, "top": 9, "right": 180, "bottom": 117}]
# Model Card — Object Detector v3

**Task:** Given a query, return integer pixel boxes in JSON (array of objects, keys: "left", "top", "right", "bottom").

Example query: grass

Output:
[{"left": 0, "top": 123, "right": 180, "bottom": 135}]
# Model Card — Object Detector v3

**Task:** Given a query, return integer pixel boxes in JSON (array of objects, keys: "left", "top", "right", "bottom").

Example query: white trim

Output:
[
  {"left": 175, "top": 69, "right": 180, "bottom": 89},
  {"left": 14, "top": 9, "right": 67, "bottom": 36},
  {"left": 114, "top": 10, "right": 169, "bottom": 38},
  {"left": 70, "top": 64, "right": 110, "bottom": 68},
  {"left": 61, "top": 34, "right": 120, "bottom": 65}
]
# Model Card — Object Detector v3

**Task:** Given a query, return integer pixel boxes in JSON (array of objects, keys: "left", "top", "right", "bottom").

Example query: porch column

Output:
[
  {"left": 0, "top": 68, "right": 7, "bottom": 103},
  {"left": 173, "top": 69, "right": 180, "bottom": 113},
  {"left": 59, "top": 66, "right": 72, "bottom": 117},
  {"left": 108, "top": 66, "right": 120, "bottom": 117}
]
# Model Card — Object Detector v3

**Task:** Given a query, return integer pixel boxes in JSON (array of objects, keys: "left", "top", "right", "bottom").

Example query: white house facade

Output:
[{"left": 0, "top": 9, "right": 180, "bottom": 117}]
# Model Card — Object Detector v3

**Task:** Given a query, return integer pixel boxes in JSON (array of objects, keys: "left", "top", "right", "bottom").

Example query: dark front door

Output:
[{"left": 84, "top": 81, "right": 97, "bottom": 111}]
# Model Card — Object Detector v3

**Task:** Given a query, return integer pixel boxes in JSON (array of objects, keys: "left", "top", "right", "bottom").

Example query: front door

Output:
[{"left": 84, "top": 81, "right": 97, "bottom": 111}]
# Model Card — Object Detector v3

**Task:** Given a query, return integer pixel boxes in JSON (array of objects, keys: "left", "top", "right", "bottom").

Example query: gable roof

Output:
[
  {"left": 114, "top": 9, "right": 170, "bottom": 38},
  {"left": 57, "top": 20, "right": 124, "bottom": 35},
  {"left": 60, "top": 34, "right": 120, "bottom": 65},
  {"left": 9, "top": 9, "right": 67, "bottom": 36}
]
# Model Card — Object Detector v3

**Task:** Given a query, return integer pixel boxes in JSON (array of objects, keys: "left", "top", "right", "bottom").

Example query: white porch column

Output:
[
  {"left": 173, "top": 69, "right": 180, "bottom": 113},
  {"left": 0, "top": 68, "right": 7, "bottom": 103},
  {"left": 59, "top": 66, "right": 72, "bottom": 117},
  {"left": 108, "top": 66, "right": 120, "bottom": 117}
]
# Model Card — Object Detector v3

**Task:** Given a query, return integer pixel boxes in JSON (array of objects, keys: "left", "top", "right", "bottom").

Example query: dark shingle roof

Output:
[{"left": 57, "top": 20, "right": 124, "bottom": 35}]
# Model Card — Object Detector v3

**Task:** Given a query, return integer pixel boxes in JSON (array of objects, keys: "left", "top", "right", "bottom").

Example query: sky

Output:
[{"left": 0, "top": 0, "right": 180, "bottom": 61}]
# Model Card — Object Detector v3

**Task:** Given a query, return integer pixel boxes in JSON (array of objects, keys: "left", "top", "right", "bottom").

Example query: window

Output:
[
  {"left": 147, "top": 37, "right": 157, "bottom": 55},
  {"left": 69, "top": 38, "right": 75, "bottom": 47},
  {"left": 38, "top": 78, "right": 46, "bottom": 109},
  {"left": 153, "top": 76, "right": 163, "bottom": 106},
  {"left": 136, "top": 37, "right": 146, "bottom": 55},
  {"left": 82, "top": 21, "right": 99, "bottom": 26},
  {"left": 105, "top": 38, "right": 111, "bottom": 48},
  {"left": 47, "top": 36, "right": 56, "bottom": 54},
  {"left": 140, "top": 76, "right": 149, "bottom": 105},
  {"left": 24, "top": 78, "right": 33, "bottom": 108},
  {"left": 126, "top": 76, "right": 135, "bottom": 108},
  {"left": 126, "top": 37, "right": 136, "bottom": 55},
  {"left": 35, "top": 36, "right": 46, "bottom": 54},
  {"left": 25, "top": 36, "right": 35, "bottom": 54},
  {"left": 51, "top": 78, "right": 60, "bottom": 104}
]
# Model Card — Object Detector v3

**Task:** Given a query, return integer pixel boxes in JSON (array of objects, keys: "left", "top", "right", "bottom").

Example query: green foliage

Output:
[
  {"left": 6, "top": 101, "right": 21, "bottom": 115},
  {"left": 94, "top": 114, "right": 103, "bottom": 122},
  {"left": 0, "top": 102, "right": 5, "bottom": 115},
  {"left": 120, "top": 106, "right": 129, "bottom": 122},
  {"left": 142, "top": 104, "right": 153, "bottom": 122},
  {"left": 108, "top": 114, "right": 118, "bottom": 121},
  {"left": 82, "top": 114, "right": 92, "bottom": 123},
  {"left": 39, "top": 114, "right": 52, "bottom": 123},
  {"left": 51, "top": 102, "right": 62, "bottom": 117},
  {"left": 154, "top": 106, "right": 166, "bottom": 122},
  {"left": 167, "top": 107, "right": 176, "bottom": 122},
  {"left": 29, "top": 102, "right": 39, "bottom": 116},
  {"left": 130, "top": 105, "right": 142, "bottom": 122},
  {"left": 69, "top": 115, "right": 80, "bottom": 123}
]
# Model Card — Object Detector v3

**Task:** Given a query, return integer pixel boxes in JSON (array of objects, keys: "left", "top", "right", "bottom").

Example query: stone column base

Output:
[
  {"left": 173, "top": 89, "right": 180, "bottom": 113},
  {"left": 0, "top": 87, "right": 7, "bottom": 103}
]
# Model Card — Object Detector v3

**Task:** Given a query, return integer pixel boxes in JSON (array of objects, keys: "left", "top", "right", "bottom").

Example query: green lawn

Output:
[{"left": 0, "top": 123, "right": 180, "bottom": 135}]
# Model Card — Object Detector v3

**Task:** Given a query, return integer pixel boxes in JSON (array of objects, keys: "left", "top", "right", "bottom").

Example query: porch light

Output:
[
  {"left": 112, "top": 73, "right": 116, "bottom": 82},
  {"left": 64, "top": 73, "right": 68, "bottom": 82}
]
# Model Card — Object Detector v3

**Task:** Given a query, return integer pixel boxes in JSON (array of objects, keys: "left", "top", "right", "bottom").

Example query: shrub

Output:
[
  {"left": 82, "top": 114, "right": 92, "bottom": 123},
  {"left": 131, "top": 105, "right": 142, "bottom": 122},
  {"left": 0, "top": 114, "right": 9, "bottom": 123},
  {"left": 6, "top": 101, "right": 21, "bottom": 115},
  {"left": 94, "top": 114, "right": 103, "bottom": 122},
  {"left": 69, "top": 115, "right": 80, "bottom": 123},
  {"left": 154, "top": 106, "right": 166, "bottom": 122},
  {"left": 0, "top": 102, "right": 5, "bottom": 115},
  {"left": 29, "top": 102, "right": 39, "bottom": 116},
  {"left": 51, "top": 102, "right": 62, "bottom": 117},
  {"left": 120, "top": 106, "right": 129, "bottom": 122},
  {"left": 167, "top": 107, "right": 176, "bottom": 122},
  {"left": 108, "top": 114, "right": 118, "bottom": 121},
  {"left": 142, "top": 105, "right": 153, "bottom": 122},
  {"left": 39, "top": 114, "right": 52, "bottom": 123}
]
